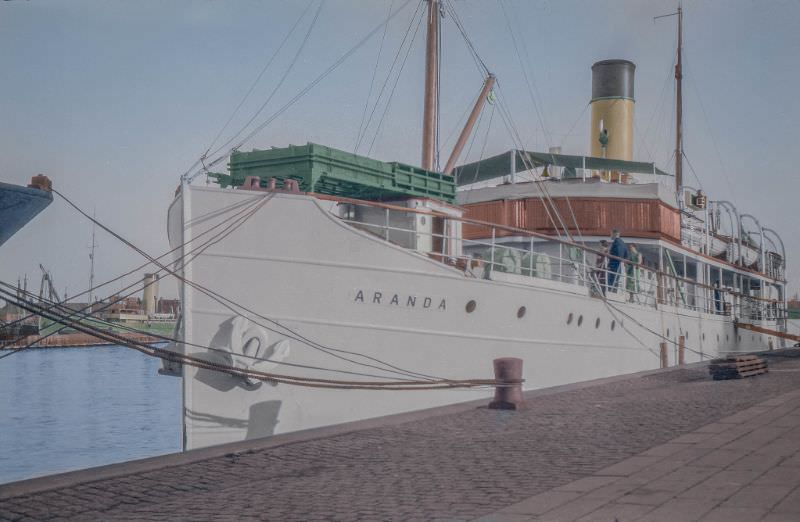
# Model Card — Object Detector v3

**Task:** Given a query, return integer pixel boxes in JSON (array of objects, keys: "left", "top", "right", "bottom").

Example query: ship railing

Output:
[{"left": 325, "top": 196, "right": 785, "bottom": 322}]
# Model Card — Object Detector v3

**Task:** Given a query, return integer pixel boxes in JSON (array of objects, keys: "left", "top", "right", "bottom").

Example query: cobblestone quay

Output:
[{"left": 2, "top": 350, "right": 800, "bottom": 521}]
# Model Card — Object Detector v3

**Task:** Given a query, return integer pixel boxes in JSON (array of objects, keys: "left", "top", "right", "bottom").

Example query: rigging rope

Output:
[
  {"left": 684, "top": 55, "right": 737, "bottom": 200},
  {"left": 0, "top": 288, "right": 511, "bottom": 391},
  {"left": 52, "top": 189, "right": 449, "bottom": 382},
  {"left": 355, "top": 0, "right": 424, "bottom": 154},
  {"left": 578, "top": 267, "right": 710, "bottom": 361},
  {"left": 0, "top": 283, "right": 441, "bottom": 382},
  {"left": 204, "top": 0, "right": 325, "bottom": 162},
  {"left": 557, "top": 102, "right": 589, "bottom": 153},
  {"left": 186, "top": 0, "right": 416, "bottom": 183},
  {"left": 499, "top": 0, "right": 552, "bottom": 150},
  {"left": 366, "top": 5, "right": 426, "bottom": 156},
  {"left": 202, "top": 1, "right": 319, "bottom": 163},
  {"left": 354, "top": 0, "right": 395, "bottom": 153},
  {"left": 457, "top": 95, "right": 490, "bottom": 199},
  {"left": 491, "top": 83, "right": 574, "bottom": 240},
  {"left": 442, "top": 0, "right": 488, "bottom": 78},
  {"left": 1, "top": 195, "right": 270, "bottom": 358},
  {"left": 440, "top": 83, "right": 484, "bottom": 155},
  {"left": 0, "top": 195, "right": 267, "bottom": 336}
]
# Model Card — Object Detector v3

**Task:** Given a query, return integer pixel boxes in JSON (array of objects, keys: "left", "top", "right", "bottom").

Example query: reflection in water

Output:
[{"left": 0, "top": 345, "right": 181, "bottom": 484}]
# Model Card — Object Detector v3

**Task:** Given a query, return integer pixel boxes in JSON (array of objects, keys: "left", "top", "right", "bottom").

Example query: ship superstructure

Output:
[{"left": 167, "top": 2, "right": 788, "bottom": 450}]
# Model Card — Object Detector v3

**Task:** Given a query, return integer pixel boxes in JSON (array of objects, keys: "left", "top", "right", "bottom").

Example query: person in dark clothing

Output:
[
  {"left": 713, "top": 280, "right": 722, "bottom": 313},
  {"left": 594, "top": 240, "right": 609, "bottom": 295},
  {"left": 607, "top": 229, "right": 629, "bottom": 290}
]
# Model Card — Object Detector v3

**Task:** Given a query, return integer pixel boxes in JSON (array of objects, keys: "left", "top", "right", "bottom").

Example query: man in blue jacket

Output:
[{"left": 607, "top": 229, "right": 629, "bottom": 291}]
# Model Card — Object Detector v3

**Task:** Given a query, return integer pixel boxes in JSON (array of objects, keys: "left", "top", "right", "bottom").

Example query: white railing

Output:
[{"left": 330, "top": 198, "right": 785, "bottom": 323}]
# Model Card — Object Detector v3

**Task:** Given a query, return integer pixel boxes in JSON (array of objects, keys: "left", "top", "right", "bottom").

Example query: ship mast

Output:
[
  {"left": 655, "top": 4, "right": 684, "bottom": 192},
  {"left": 674, "top": 5, "right": 683, "bottom": 192},
  {"left": 88, "top": 213, "right": 97, "bottom": 311},
  {"left": 421, "top": 0, "right": 440, "bottom": 171}
]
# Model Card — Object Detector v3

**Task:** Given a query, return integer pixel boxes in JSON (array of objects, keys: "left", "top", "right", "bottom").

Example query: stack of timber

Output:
[{"left": 708, "top": 355, "right": 768, "bottom": 380}]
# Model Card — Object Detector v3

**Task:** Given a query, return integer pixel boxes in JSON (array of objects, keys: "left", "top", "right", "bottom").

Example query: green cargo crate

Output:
[{"left": 208, "top": 143, "right": 455, "bottom": 204}]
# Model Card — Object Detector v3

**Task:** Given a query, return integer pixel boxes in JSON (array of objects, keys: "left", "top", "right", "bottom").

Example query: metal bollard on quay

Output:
[{"left": 488, "top": 357, "right": 524, "bottom": 410}]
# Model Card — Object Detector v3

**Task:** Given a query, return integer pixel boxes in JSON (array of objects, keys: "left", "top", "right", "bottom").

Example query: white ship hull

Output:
[{"left": 170, "top": 186, "right": 780, "bottom": 450}]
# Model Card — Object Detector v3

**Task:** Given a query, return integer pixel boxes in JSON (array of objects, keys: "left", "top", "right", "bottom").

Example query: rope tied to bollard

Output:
[{"left": 489, "top": 358, "right": 524, "bottom": 410}]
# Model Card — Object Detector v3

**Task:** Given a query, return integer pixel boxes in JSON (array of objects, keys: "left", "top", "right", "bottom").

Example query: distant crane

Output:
[{"left": 38, "top": 264, "right": 61, "bottom": 304}]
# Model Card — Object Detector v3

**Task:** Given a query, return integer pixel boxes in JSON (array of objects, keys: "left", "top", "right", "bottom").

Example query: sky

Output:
[{"left": 1, "top": 0, "right": 799, "bottom": 300}]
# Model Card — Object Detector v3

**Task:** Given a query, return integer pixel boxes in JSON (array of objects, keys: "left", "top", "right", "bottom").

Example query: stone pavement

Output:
[
  {"left": 1, "top": 350, "right": 799, "bottom": 521},
  {"left": 482, "top": 386, "right": 800, "bottom": 521}
]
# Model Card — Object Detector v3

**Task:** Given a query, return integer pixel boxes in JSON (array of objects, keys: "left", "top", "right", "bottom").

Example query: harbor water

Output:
[{"left": 0, "top": 345, "right": 181, "bottom": 485}]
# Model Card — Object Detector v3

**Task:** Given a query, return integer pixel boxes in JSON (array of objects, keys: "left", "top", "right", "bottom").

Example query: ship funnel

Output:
[{"left": 590, "top": 59, "right": 635, "bottom": 161}]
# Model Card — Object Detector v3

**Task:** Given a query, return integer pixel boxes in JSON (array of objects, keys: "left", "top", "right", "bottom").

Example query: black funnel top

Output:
[{"left": 592, "top": 59, "right": 636, "bottom": 101}]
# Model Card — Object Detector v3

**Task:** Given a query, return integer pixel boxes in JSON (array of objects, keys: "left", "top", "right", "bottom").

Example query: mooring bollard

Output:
[{"left": 488, "top": 357, "right": 523, "bottom": 410}]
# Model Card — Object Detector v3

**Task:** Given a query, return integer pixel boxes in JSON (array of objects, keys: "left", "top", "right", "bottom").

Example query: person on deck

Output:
[
  {"left": 594, "top": 240, "right": 609, "bottom": 295},
  {"left": 626, "top": 243, "right": 642, "bottom": 301},
  {"left": 607, "top": 229, "right": 629, "bottom": 291}
]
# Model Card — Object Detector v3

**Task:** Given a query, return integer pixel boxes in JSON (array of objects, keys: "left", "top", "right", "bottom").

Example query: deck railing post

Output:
[
  {"left": 582, "top": 250, "right": 587, "bottom": 288},
  {"left": 384, "top": 208, "right": 390, "bottom": 241},
  {"left": 441, "top": 219, "right": 447, "bottom": 256},
  {"left": 582, "top": 155, "right": 586, "bottom": 182},
  {"left": 529, "top": 237, "right": 534, "bottom": 277},
  {"left": 490, "top": 227, "right": 496, "bottom": 277}
]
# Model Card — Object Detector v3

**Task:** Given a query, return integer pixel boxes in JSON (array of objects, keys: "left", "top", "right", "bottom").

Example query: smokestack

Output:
[
  {"left": 143, "top": 273, "right": 159, "bottom": 317},
  {"left": 590, "top": 59, "right": 635, "bottom": 161}
]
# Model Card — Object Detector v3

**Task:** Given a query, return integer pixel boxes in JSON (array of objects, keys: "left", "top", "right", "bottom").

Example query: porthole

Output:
[
  {"left": 611, "top": 320, "right": 616, "bottom": 331},
  {"left": 595, "top": 318, "right": 601, "bottom": 329},
  {"left": 465, "top": 300, "right": 476, "bottom": 313},
  {"left": 517, "top": 306, "right": 526, "bottom": 319},
  {"left": 567, "top": 313, "right": 574, "bottom": 325},
  {"left": 577, "top": 315, "right": 584, "bottom": 326}
]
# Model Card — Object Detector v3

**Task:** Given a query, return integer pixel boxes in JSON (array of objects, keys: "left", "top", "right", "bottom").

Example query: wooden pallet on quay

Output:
[{"left": 708, "top": 355, "right": 768, "bottom": 380}]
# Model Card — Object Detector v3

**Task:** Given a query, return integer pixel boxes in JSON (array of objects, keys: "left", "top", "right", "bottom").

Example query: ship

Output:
[
  {"left": 0, "top": 175, "right": 53, "bottom": 248},
  {"left": 166, "top": 3, "right": 789, "bottom": 450},
  {"left": 0, "top": 175, "right": 53, "bottom": 341}
]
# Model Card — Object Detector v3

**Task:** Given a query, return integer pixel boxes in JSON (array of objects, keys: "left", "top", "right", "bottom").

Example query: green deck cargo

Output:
[{"left": 208, "top": 143, "right": 455, "bottom": 204}]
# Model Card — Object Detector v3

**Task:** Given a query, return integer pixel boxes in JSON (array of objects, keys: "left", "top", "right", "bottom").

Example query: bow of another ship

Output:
[{"left": 0, "top": 175, "right": 53, "bottom": 247}]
